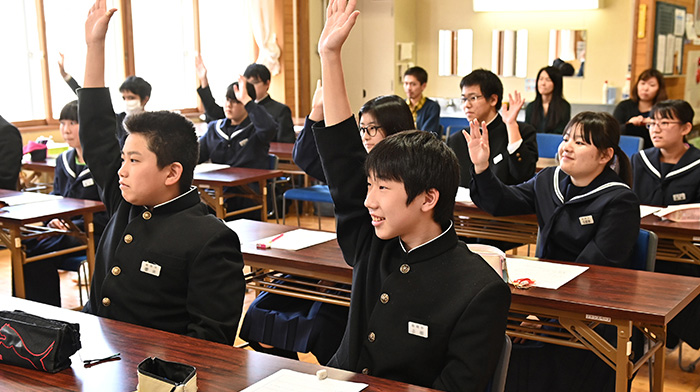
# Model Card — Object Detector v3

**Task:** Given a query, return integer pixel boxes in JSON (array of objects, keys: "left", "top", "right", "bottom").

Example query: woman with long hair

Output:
[{"left": 525, "top": 66, "right": 571, "bottom": 134}]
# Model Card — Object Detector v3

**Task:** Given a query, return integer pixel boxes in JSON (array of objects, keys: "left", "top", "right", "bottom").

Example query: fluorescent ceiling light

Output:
[{"left": 473, "top": 0, "right": 601, "bottom": 12}]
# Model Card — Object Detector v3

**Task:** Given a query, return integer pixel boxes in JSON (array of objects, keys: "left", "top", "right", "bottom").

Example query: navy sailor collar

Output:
[
  {"left": 552, "top": 166, "right": 630, "bottom": 204},
  {"left": 638, "top": 145, "right": 700, "bottom": 179}
]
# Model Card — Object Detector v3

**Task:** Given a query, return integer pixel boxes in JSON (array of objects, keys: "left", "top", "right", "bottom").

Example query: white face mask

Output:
[{"left": 124, "top": 99, "right": 144, "bottom": 116}]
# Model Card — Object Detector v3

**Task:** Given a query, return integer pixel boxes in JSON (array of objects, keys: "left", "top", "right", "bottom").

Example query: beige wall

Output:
[{"left": 414, "top": 0, "right": 635, "bottom": 104}]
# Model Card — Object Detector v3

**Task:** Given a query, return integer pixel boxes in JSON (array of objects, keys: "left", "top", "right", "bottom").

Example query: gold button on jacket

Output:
[
  {"left": 124, "top": 234, "right": 133, "bottom": 243},
  {"left": 368, "top": 332, "right": 376, "bottom": 342},
  {"left": 142, "top": 211, "right": 152, "bottom": 220},
  {"left": 380, "top": 293, "right": 389, "bottom": 304},
  {"left": 111, "top": 266, "right": 121, "bottom": 276},
  {"left": 102, "top": 297, "right": 111, "bottom": 306},
  {"left": 399, "top": 264, "right": 410, "bottom": 274}
]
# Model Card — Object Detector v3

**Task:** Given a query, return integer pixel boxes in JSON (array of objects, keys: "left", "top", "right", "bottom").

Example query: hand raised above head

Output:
[
  {"left": 85, "top": 0, "right": 117, "bottom": 46},
  {"left": 233, "top": 75, "right": 252, "bottom": 106},
  {"left": 318, "top": 0, "right": 359, "bottom": 57},
  {"left": 463, "top": 118, "right": 491, "bottom": 174},
  {"left": 195, "top": 53, "right": 208, "bottom": 82},
  {"left": 502, "top": 91, "right": 524, "bottom": 125}
]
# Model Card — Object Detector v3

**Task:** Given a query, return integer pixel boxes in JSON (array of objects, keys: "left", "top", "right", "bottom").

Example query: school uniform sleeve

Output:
[
  {"left": 292, "top": 116, "right": 326, "bottom": 182},
  {"left": 245, "top": 101, "right": 277, "bottom": 144},
  {"left": 313, "top": 116, "right": 373, "bottom": 267},
  {"left": 420, "top": 99, "right": 441, "bottom": 136},
  {"left": 0, "top": 116, "right": 22, "bottom": 191},
  {"left": 185, "top": 226, "right": 245, "bottom": 345},
  {"left": 196, "top": 86, "right": 225, "bottom": 121},
  {"left": 506, "top": 121, "right": 538, "bottom": 184},
  {"left": 433, "top": 278, "right": 511, "bottom": 392},
  {"left": 197, "top": 123, "right": 214, "bottom": 164},
  {"left": 275, "top": 104, "right": 296, "bottom": 143},
  {"left": 469, "top": 165, "right": 538, "bottom": 216},
  {"left": 66, "top": 76, "right": 81, "bottom": 95},
  {"left": 575, "top": 190, "right": 639, "bottom": 268},
  {"left": 50, "top": 154, "right": 68, "bottom": 197},
  {"left": 78, "top": 87, "right": 123, "bottom": 215}
]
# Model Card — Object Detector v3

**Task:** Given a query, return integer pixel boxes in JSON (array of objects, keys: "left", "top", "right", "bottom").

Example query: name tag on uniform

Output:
[
  {"left": 493, "top": 153, "right": 503, "bottom": 165},
  {"left": 579, "top": 215, "right": 594, "bottom": 225},
  {"left": 82, "top": 178, "right": 94, "bottom": 187},
  {"left": 140, "top": 261, "right": 161, "bottom": 277},
  {"left": 673, "top": 193, "right": 686, "bottom": 202},
  {"left": 408, "top": 321, "right": 428, "bottom": 338}
]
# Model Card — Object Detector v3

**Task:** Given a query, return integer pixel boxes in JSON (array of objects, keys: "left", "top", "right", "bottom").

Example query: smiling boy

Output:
[
  {"left": 78, "top": 0, "right": 244, "bottom": 344},
  {"left": 313, "top": 2, "right": 511, "bottom": 390}
]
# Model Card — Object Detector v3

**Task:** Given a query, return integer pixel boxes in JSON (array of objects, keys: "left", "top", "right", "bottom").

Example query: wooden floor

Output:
[{"left": 2, "top": 212, "right": 700, "bottom": 390}]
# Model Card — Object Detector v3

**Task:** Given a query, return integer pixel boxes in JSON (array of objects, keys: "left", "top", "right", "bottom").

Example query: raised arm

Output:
[
  {"left": 195, "top": 54, "right": 225, "bottom": 121},
  {"left": 293, "top": 80, "right": 326, "bottom": 181},
  {"left": 318, "top": 0, "right": 359, "bottom": 126},
  {"left": 83, "top": 0, "right": 116, "bottom": 88},
  {"left": 58, "top": 53, "right": 81, "bottom": 94}
]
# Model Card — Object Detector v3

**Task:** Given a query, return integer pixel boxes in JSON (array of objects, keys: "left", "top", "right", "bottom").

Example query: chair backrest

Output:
[
  {"left": 536, "top": 133, "right": 563, "bottom": 159},
  {"left": 487, "top": 335, "right": 512, "bottom": 392},
  {"left": 268, "top": 154, "right": 279, "bottom": 170},
  {"left": 630, "top": 229, "right": 658, "bottom": 272},
  {"left": 439, "top": 116, "right": 470, "bottom": 132},
  {"left": 618, "top": 135, "right": 644, "bottom": 159}
]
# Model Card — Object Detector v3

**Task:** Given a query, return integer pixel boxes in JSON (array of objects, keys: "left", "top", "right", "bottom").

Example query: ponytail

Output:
[{"left": 611, "top": 145, "right": 633, "bottom": 187}]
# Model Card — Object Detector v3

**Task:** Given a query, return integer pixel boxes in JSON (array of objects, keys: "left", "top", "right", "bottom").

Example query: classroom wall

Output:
[{"left": 414, "top": 0, "right": 636, "bottom": 104}]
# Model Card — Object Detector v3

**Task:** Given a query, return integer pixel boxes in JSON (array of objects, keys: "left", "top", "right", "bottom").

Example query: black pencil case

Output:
[{"left": 0, "top": 310, "right": 81, "bottom": 373}]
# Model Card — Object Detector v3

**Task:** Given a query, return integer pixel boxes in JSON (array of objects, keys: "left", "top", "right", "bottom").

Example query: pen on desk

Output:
[
  {"left": 270, "top": 233, "right": 284, "bottom": 243},
  {"left": 256, "top": 233, "right": 284, "bottom": 250}
]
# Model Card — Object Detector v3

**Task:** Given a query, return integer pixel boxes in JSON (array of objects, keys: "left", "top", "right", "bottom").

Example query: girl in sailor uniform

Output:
[{"left": 466, "top": 111, "right": 640, "bottom": 391}]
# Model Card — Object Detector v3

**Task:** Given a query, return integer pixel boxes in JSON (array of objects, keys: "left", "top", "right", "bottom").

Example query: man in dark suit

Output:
[{"left": 0, "top": 115, "right": 22, "bottom": 190}]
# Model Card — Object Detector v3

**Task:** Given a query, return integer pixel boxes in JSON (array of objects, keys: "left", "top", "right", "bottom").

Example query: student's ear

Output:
[
  {"left": 598, "top": 147, "right": 614, "bottom": 164},
  {"left": 487, "top": 94, "right": 499, "bottom": 109},
  {"left": 680, "top": 122, "right": 692, "bottom": 137},
  {"left": 164, "top": 162, "right": 183, "bottom": 187},
  {"left": 419, "top": 188, "right": 440, "bottom": 213},
  {"left": 141, "top": 96, "right": 150, "bottom": 107}
]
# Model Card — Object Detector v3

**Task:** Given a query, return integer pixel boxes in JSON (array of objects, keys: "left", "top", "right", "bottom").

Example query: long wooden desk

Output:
[
  {"left": 0, "top": 190, "right": 105, "bottom": 299},
  {"left": 20, "top": 158, "right": 57, "bottom": 192},
  {"left": 192, "top": 166, "right": 282, "bottom": 220},
  {"left": 226, "top": 219, "right": 700, "bottom": 392},
  {"left": 0, "top": 296, "right": 438, "bottom": 391},
  {"left": 453, "top": 201, "right": 700, "bottom": 267}
]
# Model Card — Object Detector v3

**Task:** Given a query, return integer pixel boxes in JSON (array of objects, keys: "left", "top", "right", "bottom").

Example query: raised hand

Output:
[
  {"left": 502, "top": 90, "right": 524, "bottom": 125},
  {"left": 58, "top": 53, "right": 69, "bottom": 78},
  {"left": 309, "top": 80, "right": 324, "bottom": 121},
  {"left": 318, "top": 0, "right": 359, "bottom": 57},
  {"left": 85, "top": 0, "right": 117, "bottom": 46},
  {"left": 195, "top": 53, "right": 209, "bottom": 87},
  {"left": 463, "top": 118, "right": 491, "bottom": 174},
  {"left": 233, "top": 75, "right": 252, "bottom": 106}
]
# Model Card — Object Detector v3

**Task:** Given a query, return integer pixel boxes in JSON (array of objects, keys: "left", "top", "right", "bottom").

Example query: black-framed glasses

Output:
[
  {"left": 646, "top": 121, "right": 682, "bottom": 130},
  {"left": 359, "top": 125, "right": 382, "bottom": 137},
  {"left": 460, "top": 95, "right": 483, "bottom": 104}
]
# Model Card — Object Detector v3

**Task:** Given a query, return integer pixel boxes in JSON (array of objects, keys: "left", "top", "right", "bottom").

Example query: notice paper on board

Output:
[
  {"left": 506, "top": 258, "right": 588, "bottom": 289},
  {"left": 241, "top": 369, "right": 367, "bottom": 392},
  {"left": 253, "top": 229, "right": 337, "bottom": 250}
]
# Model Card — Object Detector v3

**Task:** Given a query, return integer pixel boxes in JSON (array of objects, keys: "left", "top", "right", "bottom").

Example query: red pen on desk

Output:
[{"left": 256, "top": 233, "right": 284, "bottom": 250}]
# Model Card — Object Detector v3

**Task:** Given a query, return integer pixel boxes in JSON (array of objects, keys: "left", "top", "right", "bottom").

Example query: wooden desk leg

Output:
[
  {"left": 675, "top": 240, "right": 700, "bottom": 266},
  {"left": 648, "top": 325, "right": 666, "bottom": 392},
  {"left": 615, "top": 321, "right": 633, "bottom": 392},
  {"left": 214, "top": 186, "right": 226, "bottom": 219},
  {"left": 84, "top": 212, "right": 96, "bottom": 282},
  {"left": 260, "top": 180, "right": 268, "bottom": 221},
  {"left": 9, "top": 225, "right": 26, "bottom": 299}
]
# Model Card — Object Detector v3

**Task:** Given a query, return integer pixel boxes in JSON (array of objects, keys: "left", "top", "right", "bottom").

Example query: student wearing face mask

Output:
[{"left": 58, "top": 54, "right": 151, "bottom": 147}]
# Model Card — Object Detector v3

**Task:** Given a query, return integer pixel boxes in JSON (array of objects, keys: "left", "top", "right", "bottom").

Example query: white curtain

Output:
[{"left": 248, "top": 0, "right": 281, "bottom": 75}]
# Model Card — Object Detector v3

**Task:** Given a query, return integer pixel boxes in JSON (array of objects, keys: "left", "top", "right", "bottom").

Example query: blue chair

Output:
[
  {"left": 619, "top": 135, "right": 643, "bottom": 159},
  {"left": 282, "top": 185, "right": 334, "bottom": 229},
  {"left": 630, "top": 229, "right": 657, "bottom": 392},
  {"left": 536, "top": 133, "right": 563, "bottom": 159},
  {"left": 440, "top": 117, "right": 469, "bottom": 137}
]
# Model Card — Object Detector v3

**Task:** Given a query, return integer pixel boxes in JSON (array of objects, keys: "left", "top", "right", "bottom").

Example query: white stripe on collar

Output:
[
  {"left": 552, "top": 166, "right": 629, "bottom": 203},
  {"left": 639, "top": 150, "right": 661, "bottom": 178},
  {"left": 216, "top": 119, "right": 246, "bottom": 141},
  {"left": 61, "top": 149, "right": 90, "bottom": 180},
  {"left": 399, "top": 220, "right": 454, "bottom": 254},
  {"left": 152, "top": 186, "right": 198, "bottom": 209},
  {"left": 666, "top": 156, "right": 700, "bottom": 178}
]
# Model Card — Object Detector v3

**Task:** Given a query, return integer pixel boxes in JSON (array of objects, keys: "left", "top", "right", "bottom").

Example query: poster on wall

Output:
[
  {"left": 655, "top": 2, "right": 687, "bottom": 74},
  {"left": 685, "top": 50, "right": 700, "bottom": 124}
]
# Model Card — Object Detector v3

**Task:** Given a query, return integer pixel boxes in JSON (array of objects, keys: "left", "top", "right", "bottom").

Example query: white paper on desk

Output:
[
  {"left": 0, "top": 192, "right": 61, "bottom": 206},
  {"left": 241, "top": 369, "right": 367, "bottom": 392},
  {"left": 506, "top": 258, "right": 588, "bottom": 289},
  {"left": 254, "top": 229, "right": 337, "bottom": 250},
  {"left": 455, "top": 187, "right": 472, "bottom": 203},
  {"left": 640, "top": 205, "right": 662, "bottom": 218},
  {"left": 194, "top": 163, "right": 230, "bottom": 173}
]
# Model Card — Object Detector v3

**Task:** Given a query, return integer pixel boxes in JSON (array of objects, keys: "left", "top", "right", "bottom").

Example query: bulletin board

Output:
[{"left": 654, "top": 1, "right": 687, "bottom": 75}]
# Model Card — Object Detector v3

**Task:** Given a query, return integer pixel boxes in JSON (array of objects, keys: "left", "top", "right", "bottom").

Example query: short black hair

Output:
[
  {"left": 119, "top": 76, "right": 152, "bottom": 101},
  {"left": 358, "top": 95, "right": 414, "bottom": 137},
  {"left": 226, "top": 81, "right": 257, "bottom": 103},
  {"left": 650, "top": 99, "right": 695, "bottom": 124},
  {"left": 460, "top": 69, "right": 503, "bottom": 111},
  {"left": 243, "top": 63, "right": 271, "bottom": 83},
  {"left": 123, "top": 111, "right": 199, "bottom": 194},
  {"left": 365, "top": 130, "right": 459, "bottom": 226},
  {"left": 403, "top": 66, "right": 428, "bottom": 85},
  {"left": 59, "top": 100, "right": 79, "bottom": 123}
]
